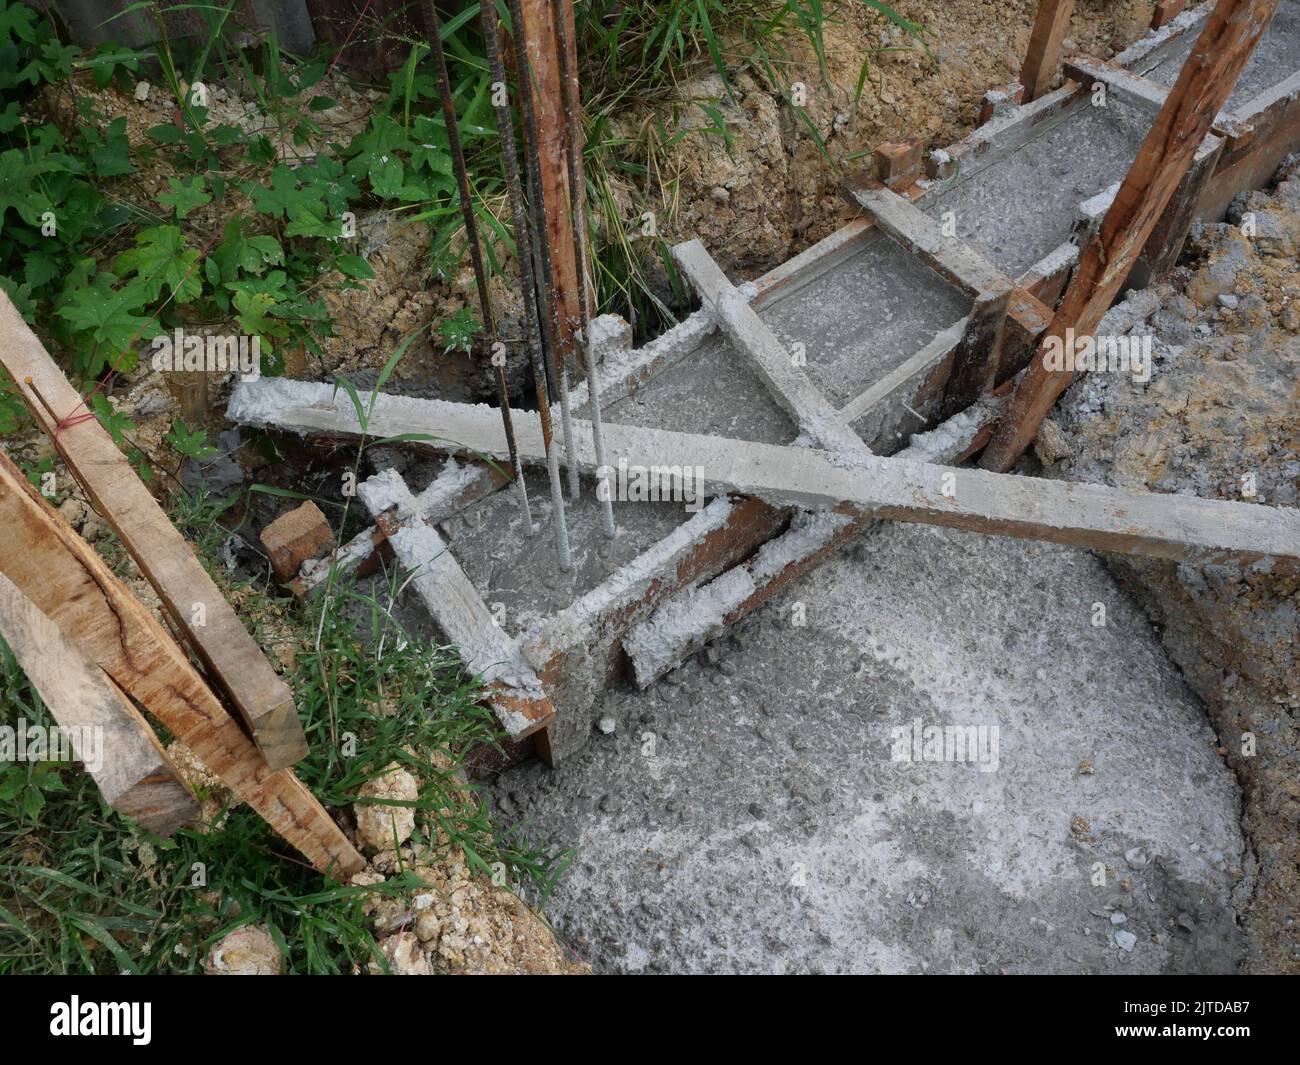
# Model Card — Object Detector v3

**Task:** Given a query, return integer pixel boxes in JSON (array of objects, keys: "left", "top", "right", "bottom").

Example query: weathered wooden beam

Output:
[
  {"left": 842, "top": 174, "right": 1007, "bottom": 297},
  {"left": 672, "top": 239, "right": 869, "bottom": 455},
  {"left": 0, "top": 571, "right": 198, "bottom": 836},
  {"left": 0, "top": 452, "right": 364, "bottom": 876},
  {"left": 0, "top": 293, "right": 308, "bottom": 770},
  {"left": 1064, "top": 52, "right": 1238, "bottom": 129},
  {"left": 228, "top": 378, "right": 1300, "bottom": 572},
  {"left": 939, "top": 283, "right": 1014, "bottom": 420},
  {"left": 1020, "top": 0, "right": 1078, "bottom": 102},
  {"left": 355, "top": 469, "right": 555, "bottom": 739},
  {"left": 1198, "top": 71, "right": 1300, "bottom": 220},
  {"left": 293, "top": 458, "right": 505, "bottom": 596},
  {"left": 981, "top": 0, "right": 1281, "bottom": 472},
  {"left": 841, "top": 176, "right": 1023, "bottom": 418}
]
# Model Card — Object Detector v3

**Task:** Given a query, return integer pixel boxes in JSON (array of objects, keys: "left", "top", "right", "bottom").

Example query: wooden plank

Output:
[
  {"left": 0, "top": 293, "right": 307, "bottom": 770},
  {"left": 0, "top": 452, "right": 364, "bottom": 875},
  {"left": 1198, "top": 71, "right": 1300, "bottom": 220},
  {"left": 1020, "top": 0, "right": 1077, "bottom": 102},
  {"left": 0, "top": 571, "right": 198, "bottom": 836},
  {"left": 228, "top": 378, "right": 1300, "bottom": 572},
  {"left": 1131, "top": 132, "right": 1226, "bottom": 286},
  {"left": 842, "top": 175, "right": 1007, "bottom": 297},
  {"left": 981, "top": 0, "right": 1281, "bottom": 472},
  {"left": 673, "top": 239, "right": 869, "bottom": 455},
  {"left": 939, "top": 283, "right": 1013, "bottom": 420},
  {"left": 1064, "top": 53, "right": 1171, "bottom": 111},
  {"left": 1064, "top": 52, "right": 1238, "bottom": 128},
  {"left": 838, "top": 319, "right": 967, "bottom": 425},
  {"left": 355, "top": 470, "right": 555, "bottom": 739}
]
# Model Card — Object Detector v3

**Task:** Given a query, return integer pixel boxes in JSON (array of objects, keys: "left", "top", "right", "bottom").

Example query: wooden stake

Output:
[
  {"left": 1020, "top": 0, "right": 1077, "bottom": 103},
  {"left": 0, "top": 452, "right": 363, "bottom": 876},
  {"left": 0, "top": 292, "right": 308, "bottom": 769},
  {"left": 982, "top": 0, "right": 1280, "bottom": 472},
  {"left": 0, "top": 571, "right": 198, "bottom": 837}
]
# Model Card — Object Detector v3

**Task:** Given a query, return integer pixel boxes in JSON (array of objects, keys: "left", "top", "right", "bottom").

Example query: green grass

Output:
[{"left": 0, "top": 489, "right": 569, "bottom": 975}]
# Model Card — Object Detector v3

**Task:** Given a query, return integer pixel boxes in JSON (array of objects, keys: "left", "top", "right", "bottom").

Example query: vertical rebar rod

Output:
[
  {"left": 510, "top": 0, "right": 581, "bottom": 503},
  {"left": 552, "top": 0, "right": 615, "bottom": 537},
  {"left": 426, "top": 2, "right": 531, "bottom": 528},
  {"left": 485, "top": 0, "right": 572, "bottom": 567}
]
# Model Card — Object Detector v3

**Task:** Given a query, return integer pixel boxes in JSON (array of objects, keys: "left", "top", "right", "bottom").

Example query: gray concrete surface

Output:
[
  {"left": 925, "top": 98, "right": 1152, "bottom": 277},
  {"left": 1147, "top": 0, "right": 1300, "bottom": 109},
  {"left": 494, "top": 521, "right": 1248, "bottom": 974}
]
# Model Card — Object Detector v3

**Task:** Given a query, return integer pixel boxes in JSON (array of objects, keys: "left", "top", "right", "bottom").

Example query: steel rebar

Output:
[
  {"left": 552, "top": 0, "right": 616, "bottom": 537},
  {"left": 485, "top": 0, "right": 573, "bottom": 567},
  {"left": 426, "top": 2, "right": 531, "bottom": 528}
]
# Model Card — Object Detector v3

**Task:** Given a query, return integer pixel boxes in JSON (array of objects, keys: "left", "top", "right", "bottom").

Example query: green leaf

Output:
[
  {"left": 157, "top": 175, "right": 210, "bottom": 219},
  {"left": 335, "top": 254, "right": 374, "bottom": 280},
  {"left": 55, "top": 272, "right": 154, "bottom": 369},
  {"left": 88, "top": 116, "right": 134, "bottom": 177},
  {"left": 112, "top": 225, "right": 202, "bottom": 303},
  {"left": 146, "top": 122, "right": 183, "bottom": 145}
]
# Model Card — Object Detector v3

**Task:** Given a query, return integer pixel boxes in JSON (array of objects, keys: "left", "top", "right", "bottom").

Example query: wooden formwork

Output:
[{"left": 232, "top": 0, "right": 1300, "bottom": 763}]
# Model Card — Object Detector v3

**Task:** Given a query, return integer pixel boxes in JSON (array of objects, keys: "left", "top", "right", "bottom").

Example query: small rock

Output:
[
  {"left": 1110, "top": 912, "right": 1128, "bottom": 925},
  {"left": 354, "top": 763, "right": 419, "bottom": 852},
  {"left": 1217, "top": 293, "right": 1239, "bottom": 310},
  {"left": 414, "top": 911, "right": 442, "bottom": 943},
  {"left": 375, "top": 931, "right": 432, "bottom": 975},
  {"left": 1114, "top": 929, "right": 1137, "bottom": 952},
  {"left": 205, "top": 925, "right": 282, "bottom": 975},
  {"left": 597, "top": 715, "right": 617, "bottom": 735},
  {"left": 133, "top": 80, "right": 151, "bottom": 102},
  {"left": 1124, "top": 846, "right": 1150, "bottom": 869}
]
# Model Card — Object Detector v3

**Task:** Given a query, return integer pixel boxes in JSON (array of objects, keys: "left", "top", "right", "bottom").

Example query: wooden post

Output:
[
  {"left": 982, "top": 0, "right": 1280, "bottom": 472},
  {"left": 1020, "top": 0, "right": 1077, "bottom": 103},
  {"left": 520, "top": 0, "right": 582, "bottom": 357}
]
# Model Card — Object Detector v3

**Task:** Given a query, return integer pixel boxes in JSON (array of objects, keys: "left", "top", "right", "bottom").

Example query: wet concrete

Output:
[
  {"left": 1146, "top": 0, "right": 1300, "bottom": 110},
  {"left": 925, "top": 98, "right": 1152, "bottom": 277},
  {"left": 494, "top": 522, "right": 1247, "bottom": 974}
]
